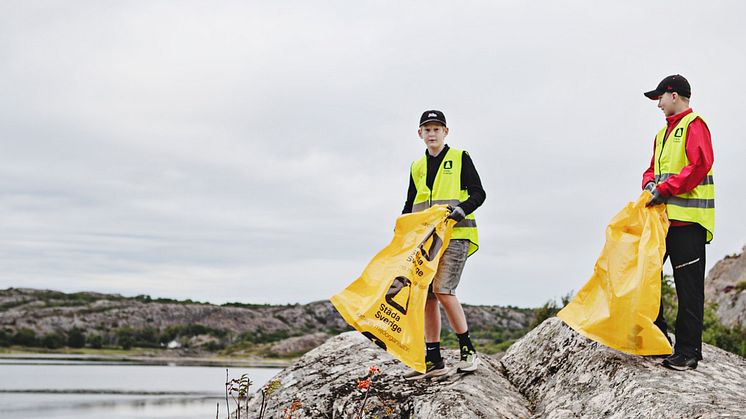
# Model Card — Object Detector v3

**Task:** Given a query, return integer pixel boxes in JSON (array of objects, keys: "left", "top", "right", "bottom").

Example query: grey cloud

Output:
[{"left": 1, "top": 1, "right": 745, "bottom": 307}]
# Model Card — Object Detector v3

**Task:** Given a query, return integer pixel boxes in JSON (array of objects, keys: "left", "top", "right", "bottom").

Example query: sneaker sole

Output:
[
  {"left": 403, "top": 367, "right": 449, "bottom": 380},
  {"left": 422, "top": 367, "right": 449, "bottom": 379},
  {"left": 662, "top": 362, "right": 697, "bottom": 371},
  {"left": 661, "top": 362, "right": 697, "bottom": 371}
]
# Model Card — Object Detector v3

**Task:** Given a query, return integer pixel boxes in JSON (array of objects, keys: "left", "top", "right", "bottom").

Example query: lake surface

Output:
[{"left": 0, "top": 359, "right": 281, "bottom": 419}]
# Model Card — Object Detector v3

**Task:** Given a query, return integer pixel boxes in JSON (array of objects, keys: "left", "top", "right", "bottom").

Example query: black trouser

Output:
[{"left": 654, "top": 224, "right": 707, "bottom": 360}]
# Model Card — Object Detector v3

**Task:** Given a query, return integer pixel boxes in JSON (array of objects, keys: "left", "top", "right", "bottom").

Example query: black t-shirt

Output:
[{"left": 402, "top": 144, "right": 486, "bottom": 215}]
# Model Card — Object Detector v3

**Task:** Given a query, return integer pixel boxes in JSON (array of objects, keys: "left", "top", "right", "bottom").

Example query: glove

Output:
[
  {"left": 447, "top": 205, "right": 466, "bottom": 222},
  {"left": 646, "top": 188, "right": 666, "bottom": 207},
  {"left": 644, "top": 181, "right": 655, "bottom": 193}
]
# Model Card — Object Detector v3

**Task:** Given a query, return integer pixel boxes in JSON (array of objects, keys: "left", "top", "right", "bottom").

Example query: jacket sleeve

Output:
[
  {"left": 402, "top": 172, "right": 416, "bottom": 214},
  {"left": 656, "top": 119, "right": 713, "bottom": 197},
  {"left": 458, "top": 151, "right": 486, "bottom": 216}
]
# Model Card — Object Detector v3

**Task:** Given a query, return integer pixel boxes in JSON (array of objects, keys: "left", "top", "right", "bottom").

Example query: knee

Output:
[{"left": 435, "top": 293, "right": 458, "bottom": 306}]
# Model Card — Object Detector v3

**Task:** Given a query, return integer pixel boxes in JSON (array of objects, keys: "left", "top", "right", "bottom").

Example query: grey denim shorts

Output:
[{"left": 429, "top": 239, "right": 469, "bottom": 296}]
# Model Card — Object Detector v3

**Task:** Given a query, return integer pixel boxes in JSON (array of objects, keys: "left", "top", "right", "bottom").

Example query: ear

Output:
[
  {"left": 443, "top": 127, "right": 449, "bottom": 136},
  {"left": 417, "top": 127, "right": 423, "bottom": 138}
]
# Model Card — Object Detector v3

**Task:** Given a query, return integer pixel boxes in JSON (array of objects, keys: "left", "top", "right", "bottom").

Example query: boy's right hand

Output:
[{"left": 447, "top": 205, "right": 466, "bottom": 222}]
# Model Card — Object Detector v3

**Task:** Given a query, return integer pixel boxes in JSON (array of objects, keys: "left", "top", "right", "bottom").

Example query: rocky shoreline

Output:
[
  {"left": 241, "top": 318, "right": 746, "bottom": 418},
  {"left": 0, "top": 352, "right": 293, "bottom": 367}
]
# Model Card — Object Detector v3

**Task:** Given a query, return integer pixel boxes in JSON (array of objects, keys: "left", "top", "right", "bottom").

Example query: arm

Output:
[
  {"left": 656, "top": 119, "right": 713, "bottom": 197},
  {"left": 458, "top": 151, "right": 486, "bottom": 215},
  {"left": 402, "top": 172, "right": 416, "bottom": 214}
]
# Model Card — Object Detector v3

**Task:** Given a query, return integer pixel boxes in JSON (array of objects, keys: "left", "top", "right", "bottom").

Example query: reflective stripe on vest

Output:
[
  {"left": 653, "top": 112, "right": 715, "bottom": 242},
  {"left": 411, "top": 148, "right": 479, "bottom": 256}
]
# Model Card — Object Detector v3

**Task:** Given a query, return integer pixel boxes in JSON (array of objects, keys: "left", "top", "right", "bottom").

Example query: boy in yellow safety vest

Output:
[
  {"left": 402, "top": 110, "right": 486, "bottom": 380},
  {"left": 642, "top": 75, "right": 714, "bottom": 371}
]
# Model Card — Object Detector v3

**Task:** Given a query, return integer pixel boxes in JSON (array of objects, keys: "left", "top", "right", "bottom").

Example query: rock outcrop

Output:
[
  {"left": 705, "top": 245, "right": 746, "bottom": 327},
  {"left": 243, "top": 318, "right": 746, "bottom": 418},
  {"left": 243, "top": 332, "right": 531, "bottom": 418},
  {"left": 0, "top": 288, "right": 350, "bottom": 337},
  {"left": 502, "top": 318, "right": 746, "bottom": 418},
  {"left": 0, "top": 288, "right": 533, "bottom": 354}
]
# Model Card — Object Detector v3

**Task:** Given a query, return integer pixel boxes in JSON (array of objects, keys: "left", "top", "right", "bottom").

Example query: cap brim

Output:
[
  {"left": 419, "top": 119, "right": 446, "bottom": 127},
  {"left": 643, "top": 89, "right": 662, "bottom": 100}
]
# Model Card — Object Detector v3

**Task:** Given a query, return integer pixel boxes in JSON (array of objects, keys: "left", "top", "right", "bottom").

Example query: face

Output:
[
  {"left": 418, "top": 122, "right": 448, "bottom": 152},
  {"left": 657, "top": 92, "right": 678, "bottom": 116}
]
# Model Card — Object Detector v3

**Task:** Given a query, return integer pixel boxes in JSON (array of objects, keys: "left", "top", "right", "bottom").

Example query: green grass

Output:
[
  {"left": 0, "top": 345, "right": 162, "bottom": 356},
  {"left": 736, "top": 281, "right": 746, "bottom": 292}
]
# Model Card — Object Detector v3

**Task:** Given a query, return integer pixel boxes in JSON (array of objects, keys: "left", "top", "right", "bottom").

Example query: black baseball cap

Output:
[
  {"left": 419, "top": 110, "right": 447, "bottom": 127},
  {"left": 644, "top": 74, "right": 691, "bottom": 100}
]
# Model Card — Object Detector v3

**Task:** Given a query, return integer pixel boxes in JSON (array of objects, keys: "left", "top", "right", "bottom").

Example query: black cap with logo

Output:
[
  {"left": 644, "top": 74, "right": 691, "bottom": 99},
  {"left": 419, "top": 110, "right": 447, "bottom": 127}
]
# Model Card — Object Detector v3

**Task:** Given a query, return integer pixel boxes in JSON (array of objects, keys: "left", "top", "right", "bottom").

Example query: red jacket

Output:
[{"left": 642, "top": 108, "right": 714, "bottom": 225}]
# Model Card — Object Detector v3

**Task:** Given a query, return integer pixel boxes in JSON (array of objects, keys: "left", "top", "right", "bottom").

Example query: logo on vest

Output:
[
  {"left": 673, "top": 127, "right": 684, "bottom": 142},
  {"left": 443, "top": 160, "right": 453, "bottom": 171}
]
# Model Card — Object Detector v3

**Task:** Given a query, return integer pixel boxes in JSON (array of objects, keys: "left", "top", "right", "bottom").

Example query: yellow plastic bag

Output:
[
  {"left": 557, "top": 191, "right": 672, "bottom": 355},
  {"left": 331, "top": 205, "right": 454, "bottom": 372}
]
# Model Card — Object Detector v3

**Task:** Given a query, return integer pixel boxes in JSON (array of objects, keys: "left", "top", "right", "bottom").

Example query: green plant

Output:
[
  {"left": 160, "top": 324, "right": 228, "bottom": 343},
  {"left": 87, "top": 334, "right": 104, "bottom": 349},
  {"left": 0, "top": 329, "right": 11, "bottom": 347},
  {"left": 116, "top": 327, "right": 136, "bottom": 349},
  {"left": 529, "top": 291, "right": 573, "bottom": 329},
  {"left": 259, "top": 379, "right": 281, "bottom": 419},
  {"left": 225, "top": 369, "right": 252, "bottom": 419},
  {"left": 11, "top": 328, "right": 37, "bottom": 346},
  {"left": 67, "top": 327, "right": 85, "bottom": 348},
  {"left": 735, "top": 281, "right": 746, "bottom": 292},
  {"left": 658, "top": 277, "right": 746, "bottom": 357},
  {"left": 41, "top": 332, "right": 65, "bottom": 349}
]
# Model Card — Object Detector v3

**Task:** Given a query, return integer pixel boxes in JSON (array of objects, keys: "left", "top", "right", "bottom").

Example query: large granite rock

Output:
[
  {"left": 705, "top": 245, "right": 746, "bottom": 327},
  {"left": 242, "top": 331, "right": 531, "bottom": 418},
  {"left": 243, "top": 318, "right": 746, "bottom": 418},
  {"left": 502, "top": 317, "right": 746, "bottom": 418}
]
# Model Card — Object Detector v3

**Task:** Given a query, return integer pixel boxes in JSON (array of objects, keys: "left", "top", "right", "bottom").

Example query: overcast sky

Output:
[{"left": 1, "top": 1, "right": 744, "bottom": 308}]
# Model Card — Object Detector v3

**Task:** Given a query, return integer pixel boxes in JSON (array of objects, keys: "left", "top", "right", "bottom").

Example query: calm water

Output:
[{"left": 0, "top": 359, "right": 281, "bottom": 419}]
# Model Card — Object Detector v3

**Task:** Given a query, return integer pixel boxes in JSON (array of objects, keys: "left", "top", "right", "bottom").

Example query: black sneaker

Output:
[
  {"left": 662, "top": 353, "right": 698, "bottom": 371},
  {"left": 403, "top": 360, "right": 448, "bottom": 380}
]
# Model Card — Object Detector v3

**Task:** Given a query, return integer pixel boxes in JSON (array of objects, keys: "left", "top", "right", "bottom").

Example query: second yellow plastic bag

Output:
[
  {"left": 557, "top": 191, "right": 672, "bottom": 355},
  {"left": 330, "top": 205, "right": 453, "bottom": 372}
]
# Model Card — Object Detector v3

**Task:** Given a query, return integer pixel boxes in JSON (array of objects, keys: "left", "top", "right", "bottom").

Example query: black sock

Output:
[
  {"left": 425, "top": 342, "right": 442, "bottom": 364},
  {"left": 457, "top": 331, "right": 475, "bottom": 356}
]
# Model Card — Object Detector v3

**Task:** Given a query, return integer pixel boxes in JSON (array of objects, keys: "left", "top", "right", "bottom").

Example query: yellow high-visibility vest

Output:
[
  {"left": 411, "top": 148, "right": 479, "bottom": 256},
  {"left": 653, "top": 112, "right": 715, "bottom": 242}
]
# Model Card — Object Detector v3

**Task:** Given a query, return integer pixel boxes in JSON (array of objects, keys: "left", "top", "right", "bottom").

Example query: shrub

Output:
[
  {"left": 239, "top": 329, "right": 289, "bottom": 344},
  {"left": 116, "top": 327, "right": 136, "bottom": 349},
  {"left": 0, "top": 329, "right": 11, "bottom": 347},
  {"left": 41, "top": 332, "right": 65, "bottom": 349},
  {"left": 11, "top": 328, "right": 37, "bottom": 346},
  {"left": 160, "top": 324, "right": 227, "bottom": 343},
  {"left": 67, "top": 327, "right": 86, "bottom": 348},
  {"left": 661, "top": 277, "right": 746, "bottom": 357},
  {"left": 137, "top": 326, "right": 159, "bottom": 348},
  {"left": 529, "top": 292, "right": 573, "bottom": 329},
  {"left": 87, "top": 334, "right": 104, "bottom": 349}
]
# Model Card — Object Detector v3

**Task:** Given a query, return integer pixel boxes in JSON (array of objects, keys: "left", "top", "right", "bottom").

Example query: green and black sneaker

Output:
[
  {"left": 403, "top": 360, "right": 448, "bottom": 380},
  {"left": 456, "top": 347, "right": 479, "bottom": 373}
]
